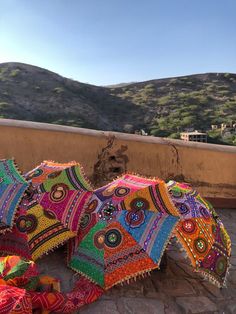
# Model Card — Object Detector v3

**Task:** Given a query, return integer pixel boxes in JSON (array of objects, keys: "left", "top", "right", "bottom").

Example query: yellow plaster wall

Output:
[{"left": 0, "top": 119, "right": 235, "bottom": 203}]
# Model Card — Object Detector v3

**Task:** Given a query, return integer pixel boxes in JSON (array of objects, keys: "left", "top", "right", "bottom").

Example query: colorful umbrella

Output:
[
  {"left": 35, "top": 164, "right": 93, "bottom": 233},
  {"left": 197, "top": 221, "right": 231, "bottom": 287},
  {"left": 167, "top": 180, "right": 231, "bottom": 287},
  {"left": 22, "top": 161, "right": 93, "bottom": 260},
  {"left": 0, "top": 159, "right": 28, "bottom": 233},
  {"left": 69, "top": 174, "right": 179, "bottom": 289}
]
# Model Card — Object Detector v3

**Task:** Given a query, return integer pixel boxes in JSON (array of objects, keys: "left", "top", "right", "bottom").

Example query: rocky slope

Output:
[{"left": 0, "top": 62, "right": 235, "bottom": 144}]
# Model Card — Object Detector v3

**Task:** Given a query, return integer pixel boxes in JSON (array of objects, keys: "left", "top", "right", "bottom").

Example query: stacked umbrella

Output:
[
  {"left": 0, "top": 158, "right": 232, "bottom": 313},
  {"left": 0, "top": 159, "right": 103, "bottom": 313}
]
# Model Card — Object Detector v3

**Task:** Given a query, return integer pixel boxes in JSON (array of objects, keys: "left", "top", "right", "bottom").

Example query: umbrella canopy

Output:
[
  {"left": 69, "top": 174, "right": 179, "bottom": 289},
  {"left": 36, "top": 164, "right": 93, "bottom": 233},
  {"left": 17, "top": 203, "right": 76, "bottom": 261},
  {"left": 22, "top": 161, "right": 93, "bottom": 260},
  {"left": 197, "top": 222, "right": 231, "bottom": 287},
  {"left": 167, "top": 180, "right": 231, "bottom": 287},
  {"left": 0, "top": 159, "right": 28, "bottom": 233},
  {"left": 24, "top": 160, "right": 78, "bottom": 187}
]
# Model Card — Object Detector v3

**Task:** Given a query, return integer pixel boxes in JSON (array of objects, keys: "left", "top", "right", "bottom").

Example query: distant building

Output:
[
  {"left": 221, "top": 123, "right": 229, "bottom": 131},
  {"left": 134, "top": 129, "right": 148, "bottom": 136},
  {"left": 221, "top": 122, "right": 236, "bottom": 136},
  {"left": 180, "top": 131, "right": 207, "bottom": 143}
]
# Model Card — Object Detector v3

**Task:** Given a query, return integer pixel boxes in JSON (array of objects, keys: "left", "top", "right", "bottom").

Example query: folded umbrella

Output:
[{"left": 69, "top": 174, "right": 179, "bottom": 289}]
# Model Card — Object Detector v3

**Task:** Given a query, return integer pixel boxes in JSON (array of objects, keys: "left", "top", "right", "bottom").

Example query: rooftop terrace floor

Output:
[{"left": 38, "top": 208, "right": 236, "bottom": 314}]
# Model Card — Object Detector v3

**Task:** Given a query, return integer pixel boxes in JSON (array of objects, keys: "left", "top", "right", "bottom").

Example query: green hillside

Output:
[
  {"left": 110, "top": 73, "right": 236, "bottom": 145},
  {"left": 0, "top": 62, "right": 235, "bottom": 145}
]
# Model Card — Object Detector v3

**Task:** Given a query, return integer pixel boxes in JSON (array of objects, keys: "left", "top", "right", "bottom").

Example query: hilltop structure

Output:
[{"left": 180, "top": 131, "right": 207, "bottom": 143}]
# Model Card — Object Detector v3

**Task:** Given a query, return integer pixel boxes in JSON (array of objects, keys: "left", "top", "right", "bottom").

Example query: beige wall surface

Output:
[{"left": 0, "top": 119, "right": 236, "bottom": 205}]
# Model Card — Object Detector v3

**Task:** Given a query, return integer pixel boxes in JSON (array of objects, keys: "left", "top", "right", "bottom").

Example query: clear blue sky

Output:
[{"left": 1, "top": 0, "right": 236, "bottom": 85}]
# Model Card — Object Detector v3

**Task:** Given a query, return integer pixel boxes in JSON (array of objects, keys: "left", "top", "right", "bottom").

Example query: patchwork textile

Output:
[
  {"left": 167, "top": 180, "right": 231, "bottom": 287},
  {"left": 0, "top": 255, "right": 39, "bottom": 291},
  {"left": 0, "top": 207, "right": 32, "bottom": 260},
  {"left": 30, "top": 276, "right": 103, "bottom": 313},
  {"left": 0, "top": 285, "right": 32, "bottom": 314},
  {"left": 37, "top": 275, "right": 61, "bottom": 293},
  {"left": 0, "top": 159, "right": 28, "bottom": 233},
  {"left": 69, "top": 174, "right": 179, "bottom": 289},
  {"left": 0, "top": 275, "right": 103, "bottom": 314},
  {"left": 35, "top": 275, "right": 61, "bottom": 314}
]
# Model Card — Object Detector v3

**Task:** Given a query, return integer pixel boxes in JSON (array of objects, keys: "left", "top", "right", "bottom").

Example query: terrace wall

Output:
[{"left": 0, "top": 119, "right": 235, "bottom": 208}]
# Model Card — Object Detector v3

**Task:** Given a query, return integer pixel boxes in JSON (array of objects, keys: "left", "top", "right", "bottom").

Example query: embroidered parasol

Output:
[
  {"left": 21, "top": 161, "right": 93, "bottom": 260},
  {"left": 167, "top": 180, "right": 231, "bottom": 287},
  {"left": 0, "top": 159, "right": 28, "bottom": 233},
  {"left": 69, "top": 174, "right": 179, "bottom": 289}
]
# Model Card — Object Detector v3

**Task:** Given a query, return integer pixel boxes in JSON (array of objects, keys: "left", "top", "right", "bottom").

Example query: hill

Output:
[
  {"left": 0, "top": 62, "right": 145, "bottom": 131},
  {"left": 0, "top": 62, "right": 236, "bottom": 145}
]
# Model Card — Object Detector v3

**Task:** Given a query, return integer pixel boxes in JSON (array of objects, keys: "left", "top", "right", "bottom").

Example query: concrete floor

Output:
[{"left": 37, "top": 208, "right": 236, "bottom": 314}]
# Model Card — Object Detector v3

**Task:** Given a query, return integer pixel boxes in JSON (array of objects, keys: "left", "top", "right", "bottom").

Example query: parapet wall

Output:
[{"left": 0, "top": 119, "right": 235, "bottom": 207}]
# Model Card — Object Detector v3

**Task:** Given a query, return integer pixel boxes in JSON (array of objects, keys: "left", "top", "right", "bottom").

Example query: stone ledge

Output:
[{"left": 1, "top": 118, "right": 236, "bottom": 153}]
